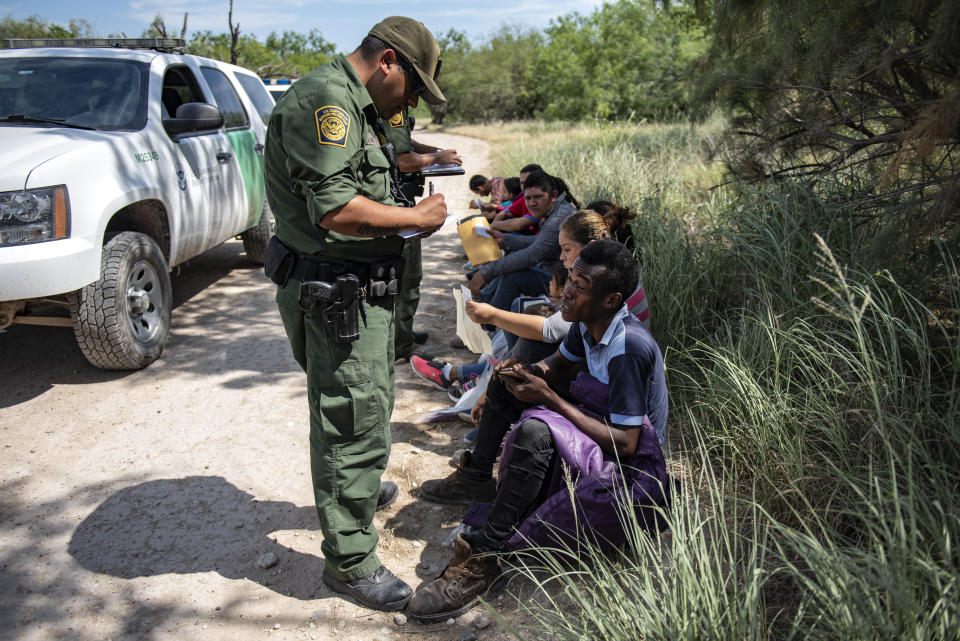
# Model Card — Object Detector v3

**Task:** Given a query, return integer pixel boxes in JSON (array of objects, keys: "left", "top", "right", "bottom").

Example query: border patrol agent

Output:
[
  {"left": 263, "top": 17, "right": 447, "bottom": 611},
  {"left": 380, "top": 109, "right": 462, "bottom": 360}
]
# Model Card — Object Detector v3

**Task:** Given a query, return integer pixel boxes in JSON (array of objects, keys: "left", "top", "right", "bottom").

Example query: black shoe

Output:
[
  {"left": 413, "top": 330, "right": 429, "bottom": 344},
  {"left": 376, "top": 481, "right": 398, "bottom": 511},
  {"left": 322, "top": 565, "right": 413, "bottom": 611},
  {"left": 419, "top": 463, "right": 497, "bottom": 506}
]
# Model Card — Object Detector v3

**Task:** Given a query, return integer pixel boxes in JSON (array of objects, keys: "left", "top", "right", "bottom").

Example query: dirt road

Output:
[{"left": 0, "top": 131, "right": 516, "bottom": 641}]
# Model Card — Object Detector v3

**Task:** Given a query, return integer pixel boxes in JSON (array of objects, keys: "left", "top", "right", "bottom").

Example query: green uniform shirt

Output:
[
  {"left": 379, "top": 109, "right": 422, "bottom": 203},
  {"left": 264, "top": 54, "right": 403, "bottom": 262},
  {"left": 380, "top": 109, "right": 413, "bottom": 155}
]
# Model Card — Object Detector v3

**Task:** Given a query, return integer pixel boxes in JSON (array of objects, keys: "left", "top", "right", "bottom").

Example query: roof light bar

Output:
[{"left": 1, "top": 38, "right": 186, "bottom": 52}]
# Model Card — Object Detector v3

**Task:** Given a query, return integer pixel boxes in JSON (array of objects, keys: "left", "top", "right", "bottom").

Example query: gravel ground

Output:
[{"left": 0, "top": 131, "right": 526, "bottom": 641}]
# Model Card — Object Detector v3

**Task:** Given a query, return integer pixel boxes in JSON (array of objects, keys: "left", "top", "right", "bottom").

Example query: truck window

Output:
[
  {"left": 200, "top": 67, "right": 249, "bottom": 130},
  {"left": 161, "top": 66, "right": 206, "bottom": 119},
  {"left": 233, "top": 72, "right": 275, "bottom": 126},
  {"left": 0, "top": 57, "right": 148, "bottom": 131}
]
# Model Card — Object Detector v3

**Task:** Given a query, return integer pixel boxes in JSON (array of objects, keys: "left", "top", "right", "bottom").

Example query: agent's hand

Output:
[
  {"left": 489, "top": 229, "right": 505, "bottom": 248},
  {"left": 465, "top": 300, "right": 496, "bottom": 324},
  {"left": 468, "top": 270, "right": 487, "bottom": 298},
  {"left": 412, "top": 193, "right": 447, "bottom": 232},
  {"left": 435, "top": 149, "right": 462, "bottom": 166}
]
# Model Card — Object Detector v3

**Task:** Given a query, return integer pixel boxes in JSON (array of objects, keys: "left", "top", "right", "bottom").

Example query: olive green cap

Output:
[{"left": 368, "top": 16, "right": 445, "bottom": 105}]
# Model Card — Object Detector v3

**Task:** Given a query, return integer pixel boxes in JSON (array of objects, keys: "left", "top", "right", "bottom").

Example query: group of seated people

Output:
[{"left": 400, "top": 167, "right": 671, "bottom": 623}]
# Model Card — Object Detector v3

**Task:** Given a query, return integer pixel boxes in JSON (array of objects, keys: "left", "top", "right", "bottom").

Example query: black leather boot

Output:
[
  {"left": 376, "top": 481, "right": 398, "bottom": 511},
  {"left": 322, "top": 565, "right": 412, "bottom": 611}
]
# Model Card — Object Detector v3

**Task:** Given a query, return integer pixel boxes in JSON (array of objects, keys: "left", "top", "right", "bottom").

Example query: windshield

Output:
[{"left": 0, "top": 57, "right": 149, "bottom": 131}]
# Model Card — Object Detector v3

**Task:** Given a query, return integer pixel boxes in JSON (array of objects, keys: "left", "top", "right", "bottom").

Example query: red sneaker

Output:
[{"left": 410, "top": 355, "right": 452, "bottom": 391}]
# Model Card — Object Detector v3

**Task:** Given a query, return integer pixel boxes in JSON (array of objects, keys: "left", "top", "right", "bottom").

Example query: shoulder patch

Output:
[
  {"left": 388, "top": 111, "right": 405, "bottom": 128},
  {"left": 315, "top": 105, "right": 351, "bottom": 147}
]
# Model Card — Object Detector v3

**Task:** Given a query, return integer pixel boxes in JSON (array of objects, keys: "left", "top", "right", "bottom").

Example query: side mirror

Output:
[{"left": 162, "top": 102, "right": 224, "bottom": 136}]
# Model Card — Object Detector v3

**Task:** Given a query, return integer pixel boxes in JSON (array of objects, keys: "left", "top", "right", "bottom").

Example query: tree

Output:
[
  {"left": 433, "top": 24, "right": 544, "bottom": 123},
  {"left": 533, "top": 0, "right": 710, "bottom": 120},
  {"left": 261, "top": 30, "right": 335, "bottom": 77},
  {"left": 227, "top": 0, "right": 240, "bottom": 65},
  {"left": 694, "top": 0, "right": 960, "bottom": 264},
  {"left": 427, "top": 1, "right": 710, "bottom": 124},
  {"left": 186, "top": 28, "right": 333, "bottom": 78},
  {"left": 0, "top": 14, "right": 92, "bottom": 38},
  {"left": 421, "top": 28, "right": 467, "bottom": 125},
  {"left": 142, "top": 12, "right": 188, "bottom": 39}
]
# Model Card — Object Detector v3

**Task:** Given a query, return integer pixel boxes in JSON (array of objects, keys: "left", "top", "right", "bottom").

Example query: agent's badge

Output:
[
  {"left": 315, "top": 106, "right": 350, "bottom": 147},
  {"left": 388, "top": 111, "right": 405, "bottom": 128}
]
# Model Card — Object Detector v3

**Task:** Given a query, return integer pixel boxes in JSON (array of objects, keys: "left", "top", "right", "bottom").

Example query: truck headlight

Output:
[{"left": 0, "top": 186, "right": 70, "bottom": 246}]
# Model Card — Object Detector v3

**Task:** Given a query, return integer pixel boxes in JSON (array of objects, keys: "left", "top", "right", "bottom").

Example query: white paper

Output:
[
  {"left": 398, "top": 212, "right": 458, "bottom": 239},
  {"left": 417, "top": 361, "right": 494, "bottom": 423},
  {"left": 474, "top": 226, "right": 491, "bottom": 238},
  {"left": 453, "top": 286, "right": 493, "bottom": 354}
]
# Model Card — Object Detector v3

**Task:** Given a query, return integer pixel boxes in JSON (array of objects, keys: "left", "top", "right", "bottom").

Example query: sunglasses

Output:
[
  {"left": 395, "top": 53, "right": 442, "bottom": 97},
  {"left": 396, "top": 55, "right": 427, "bottom": 97}
]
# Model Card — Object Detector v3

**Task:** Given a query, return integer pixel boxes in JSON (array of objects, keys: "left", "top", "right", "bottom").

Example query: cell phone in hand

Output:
[{"left": 498, "top": 366, "right": 525, "bottom": 381}]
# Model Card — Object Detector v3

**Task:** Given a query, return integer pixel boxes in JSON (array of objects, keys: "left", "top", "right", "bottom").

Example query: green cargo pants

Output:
[
  {"left": 276, "top": 278, "right": 395, "bottom": 581},
  {"left": 394, "top": 237, "right": 423, "bottom": 358}
]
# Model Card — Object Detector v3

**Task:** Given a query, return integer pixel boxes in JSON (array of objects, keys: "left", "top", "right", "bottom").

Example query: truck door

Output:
[
  {"left": 199, "top": 66, "right": 260, "bottom": 237},
  {"left": 159, "top": 65, "right": 237, "bottom": 263}
]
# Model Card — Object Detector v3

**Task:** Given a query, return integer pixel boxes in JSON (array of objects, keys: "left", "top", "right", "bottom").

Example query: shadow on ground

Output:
[{"left": 68, "top": 476, "right": 326, "bottom": 599}]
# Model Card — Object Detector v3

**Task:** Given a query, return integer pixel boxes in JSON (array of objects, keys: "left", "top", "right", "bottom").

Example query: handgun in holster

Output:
[{"left": 298, "top": 274, "right": 366, "bottom": 343}]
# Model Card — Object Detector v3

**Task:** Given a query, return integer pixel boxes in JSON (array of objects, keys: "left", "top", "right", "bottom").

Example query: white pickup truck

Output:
[{"left": 0, "top": 38, "right": 277, "bottom": 369}]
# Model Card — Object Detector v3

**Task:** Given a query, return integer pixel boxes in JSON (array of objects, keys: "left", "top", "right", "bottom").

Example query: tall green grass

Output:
[{"left": 483, "top": 121, "right": 960, "bottom": 640}]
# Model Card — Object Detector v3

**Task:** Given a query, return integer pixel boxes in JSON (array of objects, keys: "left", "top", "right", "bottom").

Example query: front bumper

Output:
[{"left": 0, "top": 236, "right": 100, "bottom": 300}]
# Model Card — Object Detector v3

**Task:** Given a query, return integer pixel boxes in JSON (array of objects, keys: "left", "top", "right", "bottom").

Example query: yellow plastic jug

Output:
[{"left": 457, "top": 214, "right": 503, "bottom": 266}]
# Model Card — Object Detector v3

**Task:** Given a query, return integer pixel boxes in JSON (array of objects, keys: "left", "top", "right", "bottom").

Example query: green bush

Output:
[
  {"left": 487, "top": 121, "right": 960, "bottom": 640},
  {"left": 435, "top": 0, "right": 711, "bottom": 123}
]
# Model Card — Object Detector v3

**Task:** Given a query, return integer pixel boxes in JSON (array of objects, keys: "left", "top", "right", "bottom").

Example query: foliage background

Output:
[{"left": 3, "top": 2, "right": 959, "bottom": 637}]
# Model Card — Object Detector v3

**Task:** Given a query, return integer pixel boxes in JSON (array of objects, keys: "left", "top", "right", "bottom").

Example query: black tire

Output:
[
  {"left": 70, "top": 231, "right": 172, "bottom": 370},
  {"left": 240, "top": 200, "right": 274, "bottom": 265}
]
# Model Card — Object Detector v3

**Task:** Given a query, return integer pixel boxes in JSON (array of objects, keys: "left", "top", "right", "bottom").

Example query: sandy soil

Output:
[{"left": 0, "top": 131, "right": 526, "bottom": 641}]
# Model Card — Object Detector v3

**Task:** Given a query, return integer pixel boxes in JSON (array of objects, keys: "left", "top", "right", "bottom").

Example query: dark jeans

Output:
[
  {"left": 509, "top": 337, "right": 558, "bottom": 365},
  {"left": 465, "top": 376, "right": 557, "bottom": 551},
  {"left": 478, "top": 267, "right": 552, "bottom": 314}
]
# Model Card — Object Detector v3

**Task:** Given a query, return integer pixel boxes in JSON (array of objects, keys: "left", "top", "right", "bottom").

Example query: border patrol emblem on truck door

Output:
[
  {"left": 316, "top": 106, "right": 350, "bottom": 147},
  {"left": 389, "top": 111, "right": 404, "bottom": 128}
]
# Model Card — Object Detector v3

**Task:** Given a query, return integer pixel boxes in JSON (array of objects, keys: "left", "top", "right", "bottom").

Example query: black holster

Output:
[
  {"left": 399, "top": 173, "right": 425, "bottom": 203},
  {"left": 380, "top": 141, "right": 415, "bottom": 208},
  {"left": 298, "top": 274, "right": 365, "bottom": 344}
]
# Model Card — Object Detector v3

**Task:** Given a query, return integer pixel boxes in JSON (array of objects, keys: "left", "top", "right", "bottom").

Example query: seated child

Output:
[
  {"left": 496, "top": 177, "right": 521, "bottom": 210},
  {"left": 410, "top": 263, "right": 567, "bottom": 396}
]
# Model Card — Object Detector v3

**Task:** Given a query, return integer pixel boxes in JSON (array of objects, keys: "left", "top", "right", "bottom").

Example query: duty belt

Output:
[{"left": 264, "top": 236, "right": 403, "bottom": 298}]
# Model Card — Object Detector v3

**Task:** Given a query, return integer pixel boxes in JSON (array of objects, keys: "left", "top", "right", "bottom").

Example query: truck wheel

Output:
[
  {"left": 240, "top": 200, "right": 274, "bottom": 265},
  {"left": 70, "top": 231, "right": 172, "bottom": 370}
]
